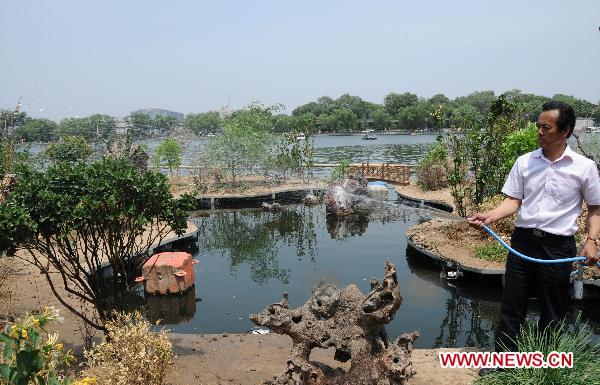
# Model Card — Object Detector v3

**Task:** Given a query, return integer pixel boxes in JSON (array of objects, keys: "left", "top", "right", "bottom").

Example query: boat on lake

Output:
[{"left": 362, "top": 134, "right": 377, "bottom": 140}]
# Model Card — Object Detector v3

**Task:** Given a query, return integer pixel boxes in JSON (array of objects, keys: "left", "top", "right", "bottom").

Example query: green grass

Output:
[
  {"left": 474, "top": 242, "right": 507, "bottom": 263},
  {"left": 476, "top": 317, "right": 600, "bottom": 385}
]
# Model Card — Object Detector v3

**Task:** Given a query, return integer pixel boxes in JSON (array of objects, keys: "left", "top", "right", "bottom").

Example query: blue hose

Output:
[{"left": 482, "top": 224, "right": 599, "bottom": 266}]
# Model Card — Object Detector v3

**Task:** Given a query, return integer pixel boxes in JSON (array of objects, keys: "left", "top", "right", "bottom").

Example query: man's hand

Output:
[
  {"left": 581, "top": 239, "right": 599, "bottom": 266},
  {"left": 467, "top": 212, "right": 497, "bottom": 229},
  {"left": 467, "top": 196, "right": 521, "bottom": 230}
]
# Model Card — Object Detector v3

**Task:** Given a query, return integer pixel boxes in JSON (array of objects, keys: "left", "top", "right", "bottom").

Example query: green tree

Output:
[
  {"left": 207, "top": 103, "right": 277, "bottom": 184},
  {"left": 184, "top": 111, "right": 222, "bottom": 134},
  {"left": 273, "top": 114, "right": 293, "bottom": 133},
  {"left": 0, "top": 158, "right": 195, "bottom": 330},
  {"left": 371, "top": 108, "right": 391, "bottom": 131},
  {"left": 335, "top": 94, "right": 368, "bottom": 119},
  {"left": 15, "top": 118, "right": 57, "bottom": 142},
  {"left": 593, "top": 104, "right": 600, "bottom": 126},
  {"left": 384, "top": 92, "right": 418, "bottom": 116},
  {"left": 428, "top": 93, "right": 450, "bottom": 105},
  {"left": 153, "top": 115, "right": 180, "bottom": 136},
  {"left": 89, "top": 114, "right": 116, "bottom": 142},
  {"left": 396, "top": 104, "right": 428, "bottom": 130},
  {"left": 45, "top": 136, "right": 94, "bottom": 163},
  {"left": 331, "top": 108, "right": 357, "bottom": 132},
  {"left": 58, "top": 117, "right": 92, "bottom": 139},
  {"left": 126, "top": 112, "right": 154, "bottom": 138},
  {"left": 454, "top": 90, "right": 496, "bottom": 117},
  {"left": 0, "top": 108, "right": 28, "bottom": 140},
  {"left": 552, "top": 94, "right": 596, "bottom": 117},
  {"left": 152, "top": 138, "right": 183, "bottom": 174}
]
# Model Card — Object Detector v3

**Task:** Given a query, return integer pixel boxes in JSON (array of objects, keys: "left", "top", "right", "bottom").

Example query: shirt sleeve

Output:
[
  {"left": 582, "top": 163, "right": 600, "bottom": 205},
  {"left": 501, "top": 157, "right": 523, "bottom": 199}
]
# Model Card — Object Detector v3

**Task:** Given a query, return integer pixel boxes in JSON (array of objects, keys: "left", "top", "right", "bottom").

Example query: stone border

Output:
[
  {"left": 196, "top": 187, "right": 325, "bottom": 210},
  {"left": 395, "top": 191, "right": 454, "bottom": 213},
  {"left": 406, "top": 237, "right": 505, "bottom": 276}
]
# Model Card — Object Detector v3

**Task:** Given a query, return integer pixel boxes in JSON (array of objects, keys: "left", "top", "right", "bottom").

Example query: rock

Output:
[
  {"left": 262, "top": 202, "right": 282, "bottom": 212},
  {"left": 324, "top": 172, "right": 370, "bottom": 216},
  {"left": 250, "top": 262, "right": 418, "bottom": 385},
  {"left": 304, "top": 194, "right": 319, "bottom": 206},
  {"left": 366, "top": 183, "right": 388, "bottom": 200}
]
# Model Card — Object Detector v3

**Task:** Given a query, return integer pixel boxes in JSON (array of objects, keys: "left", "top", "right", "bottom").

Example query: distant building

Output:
[
  {"left": 574, "top": 118, "right": 595, "bottom": 132},
  {"left": 133, "top": 108, "right": 184, "bottom": 120}
]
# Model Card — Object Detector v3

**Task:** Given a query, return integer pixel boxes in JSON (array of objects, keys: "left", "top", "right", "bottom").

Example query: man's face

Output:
[{"left": 536, "top": 109, "right": 568, "bottom": 150}]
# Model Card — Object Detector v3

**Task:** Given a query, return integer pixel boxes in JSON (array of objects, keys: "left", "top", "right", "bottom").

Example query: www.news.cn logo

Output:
[{"left": 439, "top": 351, "right": 573, "bottom": 369}]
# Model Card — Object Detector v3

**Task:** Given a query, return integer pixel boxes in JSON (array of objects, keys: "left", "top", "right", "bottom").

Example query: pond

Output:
[{"left": 136, "top": 197, "right": 600, "bottom": 350}]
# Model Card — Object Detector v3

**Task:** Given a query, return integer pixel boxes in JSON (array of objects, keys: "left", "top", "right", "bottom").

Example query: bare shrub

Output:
[
  {"left": 477, "top": 194, "right": 516, "bottom": 237},
  {"left": 83, "top": 311, "right": 174, "bottom": 385},
  {"left": 416, "top": 162, "right": 447, "bottom": 191}
]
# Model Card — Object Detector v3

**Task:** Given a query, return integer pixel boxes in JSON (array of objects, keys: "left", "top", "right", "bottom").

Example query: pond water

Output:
[{"left": 138, "top": 198, "right": 600, "bottom": 349}]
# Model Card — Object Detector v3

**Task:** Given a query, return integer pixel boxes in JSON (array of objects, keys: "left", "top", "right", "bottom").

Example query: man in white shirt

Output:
[{"left": 468, "top": 100, "right": 600, "bottom": 352}]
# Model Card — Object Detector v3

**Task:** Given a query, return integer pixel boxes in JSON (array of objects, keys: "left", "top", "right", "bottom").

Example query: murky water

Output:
[{"left": 129, "top": 198, "right": 600, "bottom": 349}]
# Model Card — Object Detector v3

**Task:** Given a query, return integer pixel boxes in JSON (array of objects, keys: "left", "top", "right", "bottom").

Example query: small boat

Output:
[
  {"left": 362, "top": 134, "right": 377, "bottom": 140},
  {"left": 296, "top": 134, "right": 306, "bottom": 140}
]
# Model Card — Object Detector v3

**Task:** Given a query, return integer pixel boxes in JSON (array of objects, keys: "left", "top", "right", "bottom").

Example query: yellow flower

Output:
[
  {"left": 33, "top": 318, "right": 40, "bottom": 327},
  {"left": 56, "top": 343, "right": 63, "bottom": 351},
  {"left": 21, "top": 329, "right": 28, "bottom": 339}
]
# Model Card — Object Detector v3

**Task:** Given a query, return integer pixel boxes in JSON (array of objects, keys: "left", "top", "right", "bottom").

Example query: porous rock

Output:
[{"left": 250, "top": 262, "right": 419, "bottom": 385}]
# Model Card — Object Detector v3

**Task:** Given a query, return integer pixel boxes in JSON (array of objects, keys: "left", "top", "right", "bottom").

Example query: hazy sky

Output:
[{"left": 1, "top": 0, "right": 599, "bottom": 121}]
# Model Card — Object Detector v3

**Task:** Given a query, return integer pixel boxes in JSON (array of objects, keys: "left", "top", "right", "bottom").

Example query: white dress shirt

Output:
[{"left": 502, "top": 145, "right": 600, "bottom": 236}]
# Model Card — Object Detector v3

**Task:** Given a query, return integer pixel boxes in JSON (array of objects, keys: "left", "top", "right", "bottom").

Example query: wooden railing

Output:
[{"left": 346, "top": 163, "right": 411, "bottom": 185}]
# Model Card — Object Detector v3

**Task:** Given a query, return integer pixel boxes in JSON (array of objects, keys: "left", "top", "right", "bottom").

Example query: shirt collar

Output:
[{"left": 534, "top": 144, "right": 574, "bottom": 163}]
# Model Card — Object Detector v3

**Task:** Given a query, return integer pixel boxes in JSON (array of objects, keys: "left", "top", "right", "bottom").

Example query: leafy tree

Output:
[
  {"left": 428, "top": 93, "right": 450, "bottom": 105},
  {"left": 152, "top": 138, "right": 183, "bottom": 174},
  {"left": 451, "top": 104, "right": 482, "bottom": 130},
  {"left": 153, "top": 115, "right": 180, "bottom": 136},
  {"left": 331, "top": 108, "right": 357, "bottom": 132},
  {"left": 396, "top": 104, "right": 428, "bottom": 130},
  {"left": 273, "top": 114, "right": 293, "bottom": 133},
  {"left": 126, "top": 112, "right": 154, "bottom": 138},
  {"left": 0, "top": 158, "right": 195, "bottom": 330},
  {"left": 335, "top": 93, "right": 368, "bottom": 119},
  {"left": 371, "top": 108, "right": 391, "bottom": 131},
  {"left": 15, "top": 118, "right": 57, "bottom": 142},
  {"left": 454, "top": 90, "right": 496, "bottom": 117},
  {"left": 45, "top": 136, "right": 94, "bottom": 163},
  {"left": 384, "top": 92, "right": 418, "bottom": 115},
  {"left": 0, "top": 108, "right": 28, "bottom": 140},
  {"left": 58, "top": 117, "right": 92, "bottom": 139},
  {"left": 292, "top": 113, "right": 318, "bottom": 134},
  {"left": 499, "top": 122, "right": 538, "bottom": 178},
  {"left": 89, "top": 114, "right": 116, "bottom": 142},
  {"left": 593, "top": 104, "right": 600, "bottom": 126},
  {"left": 552, "top": 94, "right": 596, "bottom": 117},
  {"left": 207, "top": 103, "right": 277, "bottom": 184},
  {"left": 184, "top": 111, "right": 222, "bottom": 134}
]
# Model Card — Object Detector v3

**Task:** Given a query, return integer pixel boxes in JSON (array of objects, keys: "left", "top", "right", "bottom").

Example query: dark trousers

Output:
[{"left": 495, "top": 227, "right": 575, "bottom": 352}]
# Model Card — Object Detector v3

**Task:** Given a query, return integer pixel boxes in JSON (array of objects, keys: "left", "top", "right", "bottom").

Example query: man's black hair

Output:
[{"left": 542, "top": 100, "right": 576, "bottom": 138}]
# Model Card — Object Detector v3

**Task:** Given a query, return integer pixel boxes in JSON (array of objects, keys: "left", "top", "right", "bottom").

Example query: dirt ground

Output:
[
  {"left": 168, "top": 175, "right": 327, "bottom": 198},
  {"left": 396, "top": 182, "right": 600, "bottom": 279}
]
